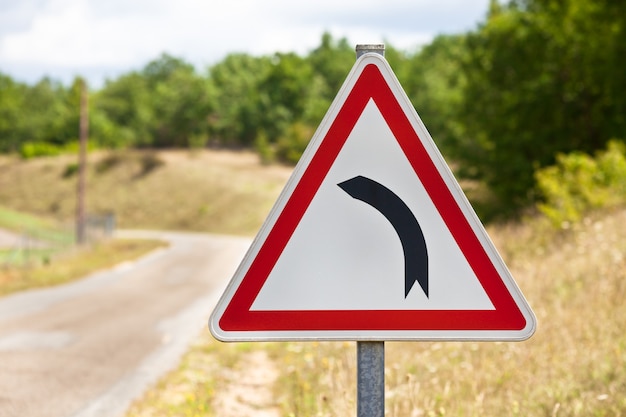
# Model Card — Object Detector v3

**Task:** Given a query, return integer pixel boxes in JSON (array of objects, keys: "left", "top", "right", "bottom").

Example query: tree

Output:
[
  {"left": 207, "top": 53, "right": 270, "bottom": 145},
  {"left": 456, "top": 0, "right": 626, "bottom": 213},
  {"left": 142, "top": 54, "right": 213, "bottom": 148},
  {"left": 20, "top": 78, "right": 68, "bottom": 145},
  {"left": 308, "top": 32, "right": 354, "bottom": 101},
  {"left": 95, "top": 72, "right": 153, "bottom": 147},
  {"left": 256, "top": 52, "right": 315, "bottom": 143},
  {"left": 401, "top": 35, "right": 468, "bottom": 159},
  {"left": 0, "top": 73, "right": 26, "bottom": 152},
  {"left": 98, "top": 54, "right": 214, "bottom": 148},
  {"left": 96, "top": 54, "right": 215, "bottom": 149}
]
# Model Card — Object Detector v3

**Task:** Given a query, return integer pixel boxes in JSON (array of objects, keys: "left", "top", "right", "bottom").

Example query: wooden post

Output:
[{"left": 76, "top": 78, "right": 88, "bottom": 245}]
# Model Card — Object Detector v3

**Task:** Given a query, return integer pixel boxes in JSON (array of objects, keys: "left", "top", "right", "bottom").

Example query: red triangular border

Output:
[{"left": 218, "top": 62, "right": 527, "bottom": 333}]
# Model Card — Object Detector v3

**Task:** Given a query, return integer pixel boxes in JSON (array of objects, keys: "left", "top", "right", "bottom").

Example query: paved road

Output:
[
  {"left": 0, "top": 228, "right": 21, "bottom": 249},
  {"left": 0, "top": 230, "right": 251, "bottom": 417}
]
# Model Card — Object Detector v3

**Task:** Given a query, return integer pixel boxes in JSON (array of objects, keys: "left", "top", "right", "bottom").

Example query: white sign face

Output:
[
  {"left": 251, "top": 100, "right": 494, "bottom": 312},
  {"left": 210, "top": 53, "right": 536, "bottom": 342}
]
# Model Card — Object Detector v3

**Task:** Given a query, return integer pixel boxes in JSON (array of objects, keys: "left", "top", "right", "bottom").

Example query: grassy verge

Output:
[
  {"left": 0, "top": 205, "right": 73, "bottom": 244},
  {"left": 0, "top": 238, "right": 167, "bottom": 296},
  {"left": 126, "top": 332, "right": 263, "bottom": 417},
  {"left": 127, "top": 208, "right": 626, "bottom": 416},
  {"left": 0, "top": 205, "right": 59, "bottom": 233}
]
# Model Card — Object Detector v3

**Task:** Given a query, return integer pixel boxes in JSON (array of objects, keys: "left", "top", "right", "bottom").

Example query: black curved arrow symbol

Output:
[{"left": 338, "top": 175, "right": 428, "bottom": 298}]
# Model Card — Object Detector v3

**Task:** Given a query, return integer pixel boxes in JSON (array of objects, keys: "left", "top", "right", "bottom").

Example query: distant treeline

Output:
[{"left": 1, "top": 0, "right": 625, "bottom": 215}]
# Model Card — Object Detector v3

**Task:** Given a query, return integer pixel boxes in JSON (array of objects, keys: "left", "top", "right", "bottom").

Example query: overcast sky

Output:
[{"left": 0, "top": 0, "right": 489, "bottom": 88}]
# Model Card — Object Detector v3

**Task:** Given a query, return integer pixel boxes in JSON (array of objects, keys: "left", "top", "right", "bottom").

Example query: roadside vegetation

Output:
[
  {"left": 127, "top": 207, "right": 626, "bottom": 416},
  {"left": 0, "top": 237, "right": 166, "bottom": 296},
  {"left": 126, "top": 98, "right": 626, "bottom": 417},
  {"left": 0, "top": 148, "right": 290, "bottom": 295},
  {"left": 0, "top": 200, "right": 167, "bottom": 296}
]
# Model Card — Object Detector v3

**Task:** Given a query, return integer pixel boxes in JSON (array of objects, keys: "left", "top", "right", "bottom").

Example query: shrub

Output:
[
  {"left": 274, "top": 122, "right": 314, "bottom": 164},
  {"left": 19, "top": 140, "right": 96, "bottom": 159},
  {"left": 535, "top": 140, "right": 626, "bottom": 227},
  {"left": 20, "top": 142, "right": 63, "bottom": 159},
  {"left": 138, "top": 152, "right": 165, "bottom": 177},
  {"left": 254, "top": 131, "right": 276, "bottom": 164},
  {"left": 95, "top": 152, "right": 124, "bottom": 174},
  {"left": 62, "top": 162, "right": 79, "bottom": 178}
]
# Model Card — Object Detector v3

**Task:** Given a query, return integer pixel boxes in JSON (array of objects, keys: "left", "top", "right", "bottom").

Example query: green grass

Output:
[
  {"left": 0, "top": 205, "right": 73, "bottom": 244},
  {"left": 0, "top": 248, "right": 56, "bottom": 265},
  {"left": 0, "top": 205, "right": 57, "bottom": 232},
  {"left": 0, "top": 196, "right": 167, "bottom": 296},
  {"left": 0, "top": 204, "right": 75, "bottom": 268},
  {"left": 0, "top": 238, "right": 167, "bottom": 296}
]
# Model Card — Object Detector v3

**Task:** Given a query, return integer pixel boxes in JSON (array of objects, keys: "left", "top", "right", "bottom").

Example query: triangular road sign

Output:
[{"left": 210, "top": 53, "right": 536, "bottom": 341}]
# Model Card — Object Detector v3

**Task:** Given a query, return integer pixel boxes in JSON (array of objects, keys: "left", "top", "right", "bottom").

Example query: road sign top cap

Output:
[{"left": 356, "top": 44, "right": 385, "bottom": 57}]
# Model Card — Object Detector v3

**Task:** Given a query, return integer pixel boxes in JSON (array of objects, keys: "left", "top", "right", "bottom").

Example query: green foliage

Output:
[
  {"left": 94, "top": 72, "right": 152, "bottom": 147},
  {"left": 274, "top": 122, "right": 315, "bottom": 164},
  {"left": 3, "top": 14, "right": 626, "bottom": 222},
  {"left": 401, "top": 34, "right": 468, "bottom": 158},
  {"left": 308, "top": 32, "right": 354, "bottom": 101},
  {"left": 455, "top": 0, "right": 626, "bottom": 214},
  {"left": 19, "top": 141, "right": 85, "bottom": 159},
  {"left": 254, "top": 122, "right": 315, "bottom": 165},
  {"left": 0, "top": 73, "right": 26, "bottom": 152},
  {"left": 62, "top": 162, "right": 79, "bottom": 179},
  {"left": 254, "top": 131, "right": 275, "bottom": 164},
  {"left": 207, "top": 53, "right": 271, "bottom": 145},
  {"left": 256, "top": 52, "right": 315, "bottom": 143},
  {"left": 19, "top": 141, "right": 64, "bottom": 158},
  {"left": 144, "top": 54, "right": 213, "bottom": 148},
  {"left": 535, "top": 140, "right": 626, "bottom": 227}
]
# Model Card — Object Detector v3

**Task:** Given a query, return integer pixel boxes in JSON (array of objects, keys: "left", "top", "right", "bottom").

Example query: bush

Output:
[
  {"left": 19, "top": 140, "right": 96, "bottom": 159},
  {"left": 254, "top": 122, "right": 315, "bottom": 165},
  {"left": 254, "top": 131, "right": 275, "bottom": 164},
  {"left": 138, "top": 152, "right": 165, "bottom": 176},
  {"left": 95, "top": 152, "right": 124, "bottom": 174},
  {"left": 20, "top": 141, "right": 64, "bottom": 159},
  {"left": 62, "top": 162, "right": 79, "bottom": 178},
  {"left": 535, "top": 140, "right": 626, "bottom": 227},
  {"left": 274, "top": 122, "right": 314, "bottom": 164}
]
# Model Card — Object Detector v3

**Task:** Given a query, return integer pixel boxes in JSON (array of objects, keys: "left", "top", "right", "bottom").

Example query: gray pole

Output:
[
  {"left": 356, "top": 44, "right": 385, "bottom": 59},
  {"left": 357, "top": 341, "right": 385, "bottom": 417},
  {"left": 355, "top": 43, "right": 385, "bottom": 417}
]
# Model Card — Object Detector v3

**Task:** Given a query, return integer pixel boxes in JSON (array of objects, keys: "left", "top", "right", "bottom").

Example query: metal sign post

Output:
[
  {"left": 355, "top": 44, "right": 386, "bottom": 417},
  {"left": 357, "top": 340, "right": 385, "bottom": 417}
]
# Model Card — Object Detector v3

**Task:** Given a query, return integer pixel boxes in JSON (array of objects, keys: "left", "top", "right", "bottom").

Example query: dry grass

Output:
[
  {"left": 128, "top": 208, "right": 626, "bottom": 417},
  {"left": 4, "top": 149, "right": 624, "bottom": 415},
  {"left": 0, "top": 149, "right": 292, "bottom": 236},
  {"left": 126, "top": 333, "right": 272, "bottom": 417},
  {"left": 269, "top": 209, "right": 626, "bottom": 416}
]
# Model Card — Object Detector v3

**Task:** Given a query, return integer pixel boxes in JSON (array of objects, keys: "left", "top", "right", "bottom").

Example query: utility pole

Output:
[{"left": 76, "top": 78, "right": 88, "bottom": 245}]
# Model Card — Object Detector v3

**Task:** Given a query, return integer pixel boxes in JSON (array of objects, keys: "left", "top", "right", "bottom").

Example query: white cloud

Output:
[{"left": 0, "top": 0, "right": 488, "bottom": 87}]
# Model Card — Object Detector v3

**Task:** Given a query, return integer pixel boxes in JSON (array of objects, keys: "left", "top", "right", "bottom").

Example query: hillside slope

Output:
[{"left": 0, "top": 149, "right": 292, "bottom": 236}]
